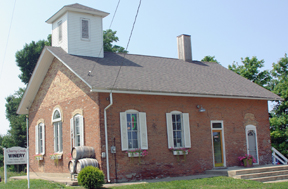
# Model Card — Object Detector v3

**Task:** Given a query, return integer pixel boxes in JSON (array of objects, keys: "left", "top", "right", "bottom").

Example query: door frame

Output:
[
  {"left": 245, "top": 125, "right": 259, "bottom": 165},
  {"left": 211, "top": 120, "right": 226, "bottom": 167}
]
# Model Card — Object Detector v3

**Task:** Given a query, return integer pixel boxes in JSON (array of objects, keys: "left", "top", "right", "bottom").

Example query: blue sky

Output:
[{"left": 0, "top": 0, "right": 287, "bottom": 135}]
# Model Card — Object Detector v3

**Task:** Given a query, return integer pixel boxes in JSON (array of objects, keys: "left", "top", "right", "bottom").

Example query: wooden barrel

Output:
[
  {"left": 71, "top": 146, "right": 95, "bottom": 160},
  {"left": 76, "top": 158, "right": 99, "bottom": 174},
  {"left": 68, "top": 160, "right": 76, "bottom": 174}
]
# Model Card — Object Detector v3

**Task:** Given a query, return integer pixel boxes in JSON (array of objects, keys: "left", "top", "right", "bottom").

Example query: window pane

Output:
[
  {"left": 176, "top": 114, "right": 181, "bottom": 122},
  {"left": 77, "top": 136, "right": 80, "bottom": 146},
  {"left": 173, "top": 131, "right": 177, "bottom": 139},
  {"left": 172, "top": 114, "right": 175, "bottom": 122},
  {"left": 53, "top": 110, "right": 60, "bottom": 119},
  {"left": 131, "top": 114, "right": 137, "bottom": 130},
  {"left": 133, "top": 140, "right": 138, "bottom": 148},
  {"left": 127, "top": 122, "right": 131, "bottom": 130},
  {"left": 132, "top": 132, "right": 138, "bottom": 140},
  {"left": 177, "top": 131, "right": 182, "bottom": 138},
  {"left": 173, "top": 123, "right": 176, "bottom": 130},
  {"left": 177, "top": 123, "right": 181, "bottom": 130},
  {"left": 127, "top": 114, "right": 131, "bottom": 122},
  {"left": 82, "top": 20, "right": 89, "bottom": 39},
  {"left": 39, "top": 126, "right": 42, "bottom": 140},
  {"left": 213, "top": 123, "right": 222, "bottom": 129},
  {"left": 128, "top": 132, "right": 131, "bottom": 140},
  {"left": 177, "top": 138, "right": 182, "bottom": 147},
  {"left": 128, "top": 140, "right": 132, "bottom": 149}
]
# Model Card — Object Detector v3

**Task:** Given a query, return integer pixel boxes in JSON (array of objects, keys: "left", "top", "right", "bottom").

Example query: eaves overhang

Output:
[
  {"left": 90, "top": 88, "right": 284, "bottom": 101},
  {"left": 46, "top": 5, "right": 109, "bottom": 24}
]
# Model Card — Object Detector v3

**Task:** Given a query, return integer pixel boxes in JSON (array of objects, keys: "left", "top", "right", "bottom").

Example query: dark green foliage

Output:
[
  {"left": 201, "top": 55, "right": 220, "bottom": 64},
  {"left": 228, "top": 56, "right": 271, "bottom": 88},
  {"left": 5, "top": 88, "right": 26, "bottom": 148},
  {"left": 15, "top": 35, "right": 51, "bottom": 84},
  {"left": 103, "top": 29, "right": 127, "bottom": 53},
  {"left": 78, "top": 166, "right": 104, "bottom": 189},
  {"left": 269, "top": 54, "right": 288, "bottom": 157}
]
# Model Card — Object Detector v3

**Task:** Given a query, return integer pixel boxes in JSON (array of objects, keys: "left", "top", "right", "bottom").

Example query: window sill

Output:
[{"left": 173, "top": 150, "right": 188, "bottom": 156}]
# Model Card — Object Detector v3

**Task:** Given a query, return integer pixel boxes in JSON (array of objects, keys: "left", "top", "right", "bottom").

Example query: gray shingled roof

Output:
[{"left": 47, "top": 46, "right": 282, "bottom": 100}]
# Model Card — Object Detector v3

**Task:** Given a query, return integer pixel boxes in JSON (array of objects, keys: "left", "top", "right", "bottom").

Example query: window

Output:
[
  {"left": 58, "top": 20, "right": 62, "bottom": 42},
  {"left": 70, "top": 114, "right": 84, "bottom": 148},
  {"left": 52, "top": 109, "right": 63, "bottom": 153},
  {"left": 35, "top": 123, "right": 45, "bottom": 155},
  {"left": 120, "top": 110, "right": 148, "bottom": 151},
  {"left": 81, "top": 19, "right": 89, "bottom": 39},
  {"left": 166, "top": 111, "right": 191, "bottom": 149}
]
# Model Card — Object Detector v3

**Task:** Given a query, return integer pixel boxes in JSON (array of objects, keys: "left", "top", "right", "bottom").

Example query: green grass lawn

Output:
[
  {"left": 1, "top": 170, "right": 288, "bottom": 189},
  {"left": 109, "top": 176, "right": 288, "bottom": 189}
]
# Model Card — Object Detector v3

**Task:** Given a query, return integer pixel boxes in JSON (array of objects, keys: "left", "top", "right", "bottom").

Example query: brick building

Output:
[{"left": 17, "top": 3, "right": 282, "bottom": 182}]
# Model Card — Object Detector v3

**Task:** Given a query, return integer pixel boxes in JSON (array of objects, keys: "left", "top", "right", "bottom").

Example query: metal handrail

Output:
[{"left": 272, "top": 147, "right": 288, "bottom": 165}]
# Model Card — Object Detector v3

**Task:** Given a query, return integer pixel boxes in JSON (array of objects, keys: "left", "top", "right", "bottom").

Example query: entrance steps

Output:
[{"left": 206, "top": 165, "right": 288, "bottom": 183}]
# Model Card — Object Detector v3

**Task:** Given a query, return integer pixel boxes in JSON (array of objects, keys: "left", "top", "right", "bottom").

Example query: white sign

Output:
[{"left": 5, "top": 147, "right": 27, "bottom": 165}]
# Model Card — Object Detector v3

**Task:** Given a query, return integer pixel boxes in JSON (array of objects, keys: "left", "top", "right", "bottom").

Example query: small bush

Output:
[{"left": 77, "top": 166, "right": 105, "bottom": 189}]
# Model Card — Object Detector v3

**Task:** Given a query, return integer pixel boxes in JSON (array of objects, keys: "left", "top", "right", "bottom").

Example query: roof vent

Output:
[{"left": 177, "top": 34, "right": 192, "bottom": 62}]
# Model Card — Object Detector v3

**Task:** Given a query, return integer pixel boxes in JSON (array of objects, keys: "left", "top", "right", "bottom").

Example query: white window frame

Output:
[
  {"left": 80, "top": 18, "right": 90, "bottom": 41},
  {"left": 120, "top": 110, "right": 148, "bottom": 151},
  {"left": 166, "top": 111, "right": 191, "bottom": 149},
  {"left": 210, "top": 120, "right": 226, "bottom": 167},
  {"left": 58, "top": 20, "right": 62, "bottom": 42},
  {"left": 52, "top": 108, "right": 63, "bottom": 153},
  {"left": 70, "top": 114, "right": 84, "bottom": 148},
  {"left": 35, "top": 123, "right": 45, "bottom": 155},
  {"left": 245, "top": 125, "right": 259, "bottom": 165}
]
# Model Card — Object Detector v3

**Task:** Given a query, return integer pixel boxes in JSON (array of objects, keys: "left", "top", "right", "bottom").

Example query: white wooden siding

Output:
[
  {"left": 67, "top": 12, "right": 104, "bottom": 58},
  {"left": 51, "top": 12, "right": 68, "bottom": 52}
]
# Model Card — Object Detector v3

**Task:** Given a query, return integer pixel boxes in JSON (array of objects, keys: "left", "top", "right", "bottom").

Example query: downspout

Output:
[{"left": 104, "top": 93, "right": 113, "bottom": 182}]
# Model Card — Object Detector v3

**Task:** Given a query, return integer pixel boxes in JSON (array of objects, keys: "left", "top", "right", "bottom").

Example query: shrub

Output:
[{"left": 77, "top": 166, "right": 105, "bottom": 189}]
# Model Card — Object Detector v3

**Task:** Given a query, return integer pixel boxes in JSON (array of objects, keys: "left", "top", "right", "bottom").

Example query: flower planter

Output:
[
  {"left": 173, "top": 150, "right": 188, "bottom": 156},
  {"left": 35, "top": 155, "right": 43, "bottom": 161},
  {"left": 243, "top": 158, "right": 253, "bottom": 167},
  {"left": 50, "top": 154, "right": 63, "bottom": 160},
  {"left": 128, "top": 152, "right": 142, "bottom": 157}
]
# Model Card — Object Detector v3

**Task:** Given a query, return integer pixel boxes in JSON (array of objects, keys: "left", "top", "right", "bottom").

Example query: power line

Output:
[
  {"left": 0, "top": 0, "right": 17, "bottom": 82},
  {"left": 89, "top": 0, "right": 121, "bottom": 75},
  {"left": 111, "top": 0, "right": 142, "bottom": 91}
]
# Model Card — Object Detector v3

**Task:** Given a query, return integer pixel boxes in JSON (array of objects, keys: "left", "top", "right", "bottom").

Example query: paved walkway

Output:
[{"left": 10, "top": 172, "right": 222, "bottom": 187}]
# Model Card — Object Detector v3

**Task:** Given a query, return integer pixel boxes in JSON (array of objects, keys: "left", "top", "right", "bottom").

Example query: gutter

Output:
[{"left": 104, "top": 93, "right": 113, "bottom": 182}]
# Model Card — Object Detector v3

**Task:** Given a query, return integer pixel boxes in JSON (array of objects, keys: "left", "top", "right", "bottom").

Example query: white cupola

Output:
[{"left": 46, "top": 3, "right": 109, "bottom": 58}]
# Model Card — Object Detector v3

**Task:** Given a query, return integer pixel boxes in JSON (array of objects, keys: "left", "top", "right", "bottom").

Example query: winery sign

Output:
[{"left": 4, "top": 146, "right": 27, "bottom": 165}]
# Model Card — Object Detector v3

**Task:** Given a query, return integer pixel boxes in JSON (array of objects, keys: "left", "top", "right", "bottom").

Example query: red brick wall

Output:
[
  {"left": 28, "top": 58, "right": 101, "bottom": 173},
  {"left": 98, "top": 93, "right": 271, "bottom": 182},
  {"left": 28, "top": 58, "right": 272, "bottom": 182}
]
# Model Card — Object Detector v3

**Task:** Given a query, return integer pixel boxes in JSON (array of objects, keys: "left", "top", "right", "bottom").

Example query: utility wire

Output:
[
  {"left": 0, "top": 0, "right": 17, "bottom": 82},
  {"left": 110, "top": 0, "right": 142, "bottom": 91},
  {"left": 89, "top": 0, "right": 121, "bottom": 75}
]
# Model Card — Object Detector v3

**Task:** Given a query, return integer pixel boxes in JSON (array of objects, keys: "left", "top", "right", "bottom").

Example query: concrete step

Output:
[
  {"left": 249, "top": 174, "right": 288, "bottom": 182},
  {"left": 264, "top": 179, "right": 288, "bottom": 183},
  {"left": 228, "top": 165, "right": 288, "bottom": 177},
  {"left": 234, "top": 170, "right": 288, "bottom": 179}
]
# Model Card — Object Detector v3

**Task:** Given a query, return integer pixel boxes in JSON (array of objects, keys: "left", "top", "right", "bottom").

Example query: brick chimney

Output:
[{"left": 177, "top": 34, "right": 192, "bottom": 62}]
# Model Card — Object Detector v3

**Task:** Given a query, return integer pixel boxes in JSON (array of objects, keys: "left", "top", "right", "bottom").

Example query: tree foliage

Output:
[
  {"left": 15, "top": 35, "right": 51, "bottom": 84},
  {"left": 228, "top": 57, "right": 271, "bottom": 88},
  {"left": 5, "top": 88, "right": 26, "bottom": 147},
  {"left": 103, "top": 29, "right": 127, "bottom": 53},
  {"left": 269, "top": 54, "right": 288, "bottom": 156},
  {"left": 201, "top": 55, "right": 219, "bottom": 64}
]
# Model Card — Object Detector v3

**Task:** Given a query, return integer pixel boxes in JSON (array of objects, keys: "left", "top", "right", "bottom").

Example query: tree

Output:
[
  {"left": 228, "top": 57, "right": 271, "bottom": 88},
  {"left": 5, "top": 88, "right": 26, "bottom": 147},
  {"left": 201, "top": 55, "right": 219, "bottom": 64},
  {"left": 269, "top": 54, "right": 288, "bottom": 157},
  {"left": 103, "top": 29, "right": 127, "bottom": 53},
  {"left": 15, "top": 35, "right": 51, "bottom": 84}
]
